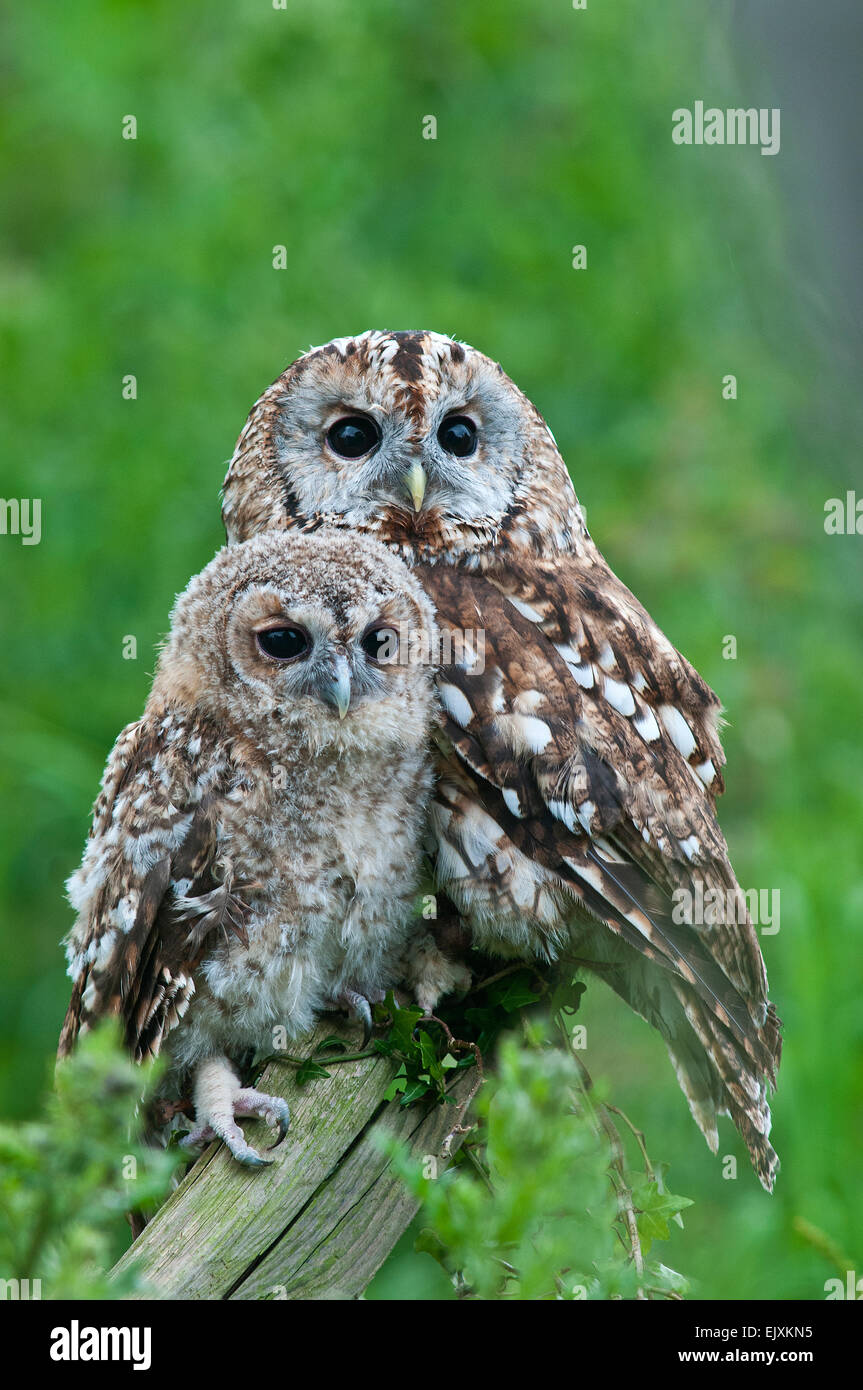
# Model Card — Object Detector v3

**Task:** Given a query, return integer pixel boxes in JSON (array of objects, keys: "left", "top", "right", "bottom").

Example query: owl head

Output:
[
  {"left": 222, "top": 330, "right": 585, "bottom": 563},
  {"left": 153, "top": 529, "right": 439, "bottom": 754}
]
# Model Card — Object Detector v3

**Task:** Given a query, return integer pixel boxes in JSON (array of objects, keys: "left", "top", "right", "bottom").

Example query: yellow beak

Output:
[{"left": 405, "top": 462, "right": 427, "bottom": 512}]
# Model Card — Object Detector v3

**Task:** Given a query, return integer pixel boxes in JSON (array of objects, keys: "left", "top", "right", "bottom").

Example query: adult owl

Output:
[
  {"left": 59, "top": 529, "right": 454, "bottom": 1165},
  {"left": 221, "top": 329, "right": 782, "bottom": 1189}
]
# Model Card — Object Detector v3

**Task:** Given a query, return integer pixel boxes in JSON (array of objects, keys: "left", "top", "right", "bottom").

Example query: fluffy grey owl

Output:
[
  {"left": 59, "top": 529, "right": 450, "bottom": 1165},
  {"left": 221, "top": 329, "right": 782, "bottom": 1189}
]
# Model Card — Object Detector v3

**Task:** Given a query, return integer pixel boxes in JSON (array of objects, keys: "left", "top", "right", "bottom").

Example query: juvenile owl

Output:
[
  {"left": 59, "top": 529, "right": 448, "bottom": 1166},
  {"left": 221, "top": 329, "right": 782, "bottom": 1189}
]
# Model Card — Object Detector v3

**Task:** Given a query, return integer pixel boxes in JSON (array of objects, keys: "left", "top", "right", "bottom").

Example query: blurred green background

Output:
[{"left": 1, "top": 0, "right": 861, "bottom": 1300}]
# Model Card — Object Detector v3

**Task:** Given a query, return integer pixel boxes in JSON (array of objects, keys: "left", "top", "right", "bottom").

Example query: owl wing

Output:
[
  {"left": 58, "top": 711, "right": 246, "bottom": 1063},
  {"left": 416, "top": 556, "right": 781, "bottom": 1189}
]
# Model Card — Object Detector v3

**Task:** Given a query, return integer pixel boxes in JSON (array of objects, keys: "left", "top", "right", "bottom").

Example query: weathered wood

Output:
[{"left": 111, "top": 1020, "right": 473, "bottom": 1300}]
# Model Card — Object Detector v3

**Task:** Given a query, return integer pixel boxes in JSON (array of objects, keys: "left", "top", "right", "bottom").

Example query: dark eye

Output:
[
  {"left": 326, "top": 415, "right": 381, "bottom": 459},
  {"left": 256, "top": 627, "right": 310, "bottom": 661},
  {"left": 437, "top": 414, "right": 477, "bottom": 457},
  {"left": 361, "top": 625, "right": 399, "bottom": 663}
]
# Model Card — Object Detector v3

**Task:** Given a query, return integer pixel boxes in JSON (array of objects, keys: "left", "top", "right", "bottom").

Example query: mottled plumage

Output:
[
  {"left": 59, "top": 529, "right": 453, "bottom": 1163},
  {"left": 221, "top": 329, "right": 782, "bottom": 1188}
]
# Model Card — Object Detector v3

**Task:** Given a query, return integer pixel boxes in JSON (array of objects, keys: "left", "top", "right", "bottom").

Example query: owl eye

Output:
[
  {"left": 437, "top": 414, "right": 477, "bottom": 457},
  {"left": 360, "top": 625, "right": 399, "bottom": 663},
  {"left": 326, "top": 415, "right": 381, "bottom": 459},
  {"left": 256, "top": 626, "right": 311, "bottom": 662}
]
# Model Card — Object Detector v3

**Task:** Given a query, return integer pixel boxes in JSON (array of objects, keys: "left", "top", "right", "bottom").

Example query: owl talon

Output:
[
  {"left": 331, "top": 988, "right": 378, "bottom": 1048},
  {"left": 354, "top": 995, "right": 374, "bottom": 1049},
  {"left": 235, "top": 1150, "right": 274, "bottom": 1169},
  {"left": 266, "top": 1108, "right": 291, "bottom": 1150}
]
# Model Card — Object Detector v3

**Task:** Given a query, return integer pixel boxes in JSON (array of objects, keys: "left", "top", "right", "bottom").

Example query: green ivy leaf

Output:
[
  {"left": 488, "top": 971, "right": 540, "bottom": 1012},
  {"left": 418, "top": 1030, "right": 445, "bottom": 1081},
  {"left": 549, "top": 977, "right": 587, "bottom": 1017},
  {"left": 295, "top": 1057, "right": 332, "bottom": 1085},
  {"left": 380, "top": 990, "right": 424, "bottom": 1054},
  {"left": 632, "top": 1180, "right": 693, "bottom": 1253},
  {"left": 400, "top": 1078, "right": 434, "bottom": 1106},
  {"left": 383, "top": 1064, "right": 408, "bottom": 1102}
]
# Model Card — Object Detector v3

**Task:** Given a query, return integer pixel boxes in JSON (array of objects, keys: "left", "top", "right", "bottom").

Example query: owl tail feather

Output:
[
  {"left": 588, "top": 945, "right": 780, "bottom": 1192},
  {"left": 668, "top": 982, "right": 780, "bottom": 1192}
]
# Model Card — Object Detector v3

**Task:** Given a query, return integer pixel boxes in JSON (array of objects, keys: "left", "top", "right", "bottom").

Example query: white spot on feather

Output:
[
  {"left": 634, "top": 706, "right": 660, "bottom": 742},
  {"left": 603, "top": 676, "right": 636, "bottom": 717},
  {"left": 547, "top": 799, "right": 577, "bottom": 832},
  {"left": 506, "top": 596, "right": 544, "bottom": 623},
  {"left": 591, "top": 836, "right": 625, "bottom": 863},
  {"left": 695, "top": 758, "right": 716, "bottom": 787},
  {"left": 659, "top": 704, "right": 697, "bottom": 759},
  {"left": 500, "top": 713, "right": 553, "bottom": 756},
  {"left": 438, "top": 682, "right": 473, "bottom": 728},
  {"left": 513, "top": 689, "right": 544, "bottom": 715},
  {"left": 572, "top": 862, "right": 653, "bottom": 940},
  {"left": 596, "top": 641, "right": 616, "bottom": 672},
  {"left": 502, "top": 788, "right": 523, "bottom": 818}
]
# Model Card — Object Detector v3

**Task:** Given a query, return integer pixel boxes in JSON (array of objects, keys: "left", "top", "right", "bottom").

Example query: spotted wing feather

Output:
[
  {"left": 58, "top": 712, "right": 241, "bottom": 1063},
  {"left": 418, "top": 560, "right": 781, "bottom": 1189}
]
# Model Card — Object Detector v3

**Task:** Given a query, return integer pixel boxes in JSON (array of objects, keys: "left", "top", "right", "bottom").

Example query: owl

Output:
[
  {"left": 221, "top": 329, "right": 782, "bottom": 1189},
  {"left": 58, "top": 528, "right": 454, "bottom": 1166}
]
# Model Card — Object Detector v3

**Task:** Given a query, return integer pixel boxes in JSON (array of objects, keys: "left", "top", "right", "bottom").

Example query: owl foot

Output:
[
  {"left": 179, "top": 1055, "right": 290, "bottom": 1167},
  {"left": 402, "top": 931, "right": 473, "bottom": 1014},
  {"left": 329, "top": 988, "right": 385, "bottom": 1048}
]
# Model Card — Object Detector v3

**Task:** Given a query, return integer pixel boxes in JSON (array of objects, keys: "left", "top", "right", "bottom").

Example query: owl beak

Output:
[
  {"left": 405, "top": 462, "right": 427, "bottom": 512},
  {"left": 320, "top": 655, "right": 352, "bottom": 720}
]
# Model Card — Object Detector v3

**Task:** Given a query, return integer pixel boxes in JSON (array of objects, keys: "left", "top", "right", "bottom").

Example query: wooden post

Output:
[{"left": 111, "top": 1020, "right": 473, "bottom": 1299}]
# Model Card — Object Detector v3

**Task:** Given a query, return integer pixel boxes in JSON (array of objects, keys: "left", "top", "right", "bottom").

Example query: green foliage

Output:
[
  {"left": 385, "top": 1021, "right": 692, "bottom": 1300},
  {"left": 375, "top": 991, "right": 475, "bottom": 1107},
  {"left": 0, "top": 1026, "right": 179, "bottom": 1299},
  {"left": 0, "top": 0, "right": 861, "bottom": 1301},
  {"left": 292, "top": 1035, "right": 361, "bottom": 1085}
]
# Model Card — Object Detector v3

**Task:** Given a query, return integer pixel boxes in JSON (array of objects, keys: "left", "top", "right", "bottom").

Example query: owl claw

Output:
[
  {"left": 236, "top": 1150, "right": 274, "bottom": 1169},
  {"left": 340, "top": 989, "right": 375, "bottom": 1048},
  {"left": 263, "top": 1099, "right": 291, "bottom": 1150},
  {"left": 182, "top": 1057, "right": 290, "bottom": 1167},
  {"left": 180, "top": 1123, "right": 270, "bottom": 1167},
  {"left": 357, "top": 998, "right": 374, "bottom": 1050}
]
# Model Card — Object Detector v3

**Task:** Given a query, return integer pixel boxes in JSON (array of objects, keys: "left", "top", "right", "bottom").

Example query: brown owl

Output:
[
  {"left": 59, "top": 528, "right": 455, "bottom": 1165},
  {"left": 221, "top": 329, "right": 782, "bottom": 1189}
]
